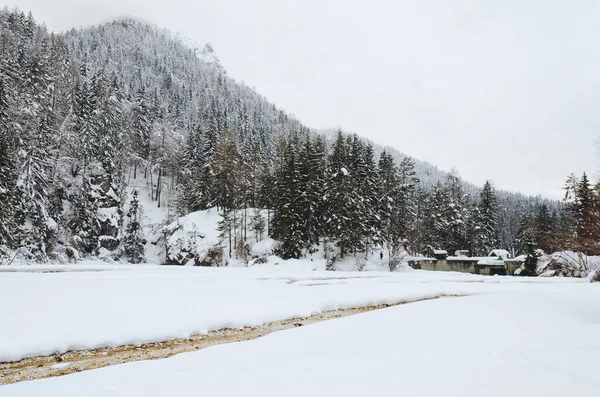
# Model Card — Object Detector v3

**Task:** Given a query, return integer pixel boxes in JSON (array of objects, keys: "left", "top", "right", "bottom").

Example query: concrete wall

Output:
[
  {"left": 419, "top": 260, "right": 506, "bottom": 275},
  {"left": 419, "top": 260, "right": 477, "bottom": 273},
  {"left": 505, "top": 260, "right": 523, "bottom": 275}
]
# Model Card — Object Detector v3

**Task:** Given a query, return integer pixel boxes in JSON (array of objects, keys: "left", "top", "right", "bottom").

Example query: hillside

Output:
[{"left": 0, "top": 9, "right": 563, "bottom": 264}]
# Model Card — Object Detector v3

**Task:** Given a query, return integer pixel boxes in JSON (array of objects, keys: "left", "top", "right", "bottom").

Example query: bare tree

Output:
[{"left": 389, "top": 240, "right": 409, "bottom": 272}]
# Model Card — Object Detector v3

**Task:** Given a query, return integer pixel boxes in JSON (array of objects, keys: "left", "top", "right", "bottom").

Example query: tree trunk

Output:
[
  {"left": 149, "top": 169, "right": 154, "bottom": 201},
  {"left": 228, "top": 219, "right": 232, "bottom": 259},
  {"left": 233, "top": 209, "right": 237, "bottom": 257},
  {"left": 243, "top": 204, "right": 247, "bottom": 242},
  {"left": 156, "top": 167, "right": 162, "bottom": 207}
]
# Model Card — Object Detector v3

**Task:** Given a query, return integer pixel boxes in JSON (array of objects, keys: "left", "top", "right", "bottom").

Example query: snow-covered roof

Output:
[
  {"left": 433, "top": 250, "right": 447, "bottom": 255},
  {"left": 446, "top": 256, "right": 479, "bottom": 262},
  {"left": 477, "top": 258, "right": 505, "bottom": 266},
  {"left": 489, "top": 249, "right": 510, "bottom": 258}
]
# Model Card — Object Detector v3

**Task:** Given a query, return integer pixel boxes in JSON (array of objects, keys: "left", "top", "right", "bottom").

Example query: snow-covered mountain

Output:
[{"left": 0, "top": 9, "right": 562, "bottom": 263}]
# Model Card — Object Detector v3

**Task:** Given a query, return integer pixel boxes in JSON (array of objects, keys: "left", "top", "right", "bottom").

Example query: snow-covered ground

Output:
[
  {"left": 0, "top": 263, "right": 595, "bottom": 363},
  {"left": 2, "top": 269, "right": 599, "bottom": 396}
]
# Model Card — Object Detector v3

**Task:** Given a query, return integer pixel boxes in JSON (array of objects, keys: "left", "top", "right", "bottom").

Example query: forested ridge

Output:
[{"left": 2, "top": 8, "right": 592, "bottom": 265}]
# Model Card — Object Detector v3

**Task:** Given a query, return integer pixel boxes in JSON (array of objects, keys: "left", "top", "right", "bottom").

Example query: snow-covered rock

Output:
[
  {"left": 537, "top": 251, "right": 592, "bottom": 278},
  {"left": 163, "top": 210, "right": 221, "bottom": 266},
  {"left": 592, "top": 268, "right": 600, "bottom": 282},
  {"left": 251, "top": 238, "right": 278, "bottom": 258}
]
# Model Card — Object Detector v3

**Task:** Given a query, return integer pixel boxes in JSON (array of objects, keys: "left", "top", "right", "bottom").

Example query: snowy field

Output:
[{"left": 1, "top": 263, "right": 599, "bottom": 395}]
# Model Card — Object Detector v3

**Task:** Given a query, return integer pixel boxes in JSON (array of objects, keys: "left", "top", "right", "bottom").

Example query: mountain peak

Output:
[{"left": 199, "top": 42, "right": 221, "bottom": 67}]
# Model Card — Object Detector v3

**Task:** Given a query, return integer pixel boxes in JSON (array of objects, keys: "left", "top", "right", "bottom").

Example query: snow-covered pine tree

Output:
[
  {"left": 73, "top": 78, "right": 97, "bottom": 175},
  {"left": 217, "top": 210, "right": 234, "bottom": 260},
  {"left": 16, "top": 49, "right": 57, "bottom": 259},
  {"left": 409, "top": 187, "right": 429, "bottom": 254},
  {"left": 296, "top": 135, "right": 320, "bottom": 249},
  {"left": 522, "top": 240, "right": 538, "bottom": 276},
  {"left": 346, "top": 135, "right": 367, "bottom": 253},
  {"left": 358, "top": 141, "right": 381, "bottom": 253},
  {"left": 180, "top": 124, "right": 211, "bottom": 212},
  {"left": 94, "top": 70, "right": 125, "bottom": 174},
  {"left": 393, "top": 157, "right": 419, "bottom": 253},
  {"left": 257, "top": 162, "right": 276, "bottom": 235},
  {"left": 422, "top": 183, "right": 450, "bottom": 253},
  {"left": 531, "top": 203, "right": 556, "bottom": 253},
  {"left": 378, "top": 151, "right": 398, "bottom": 250},
  {"left": 444, "top": 170, "right": 470, "bottom": 254},
  {"left": 572, "top": 172, "right": 600, "bottom": 254},
  {"left": 212, "top": 131, "right": 239, "bottom": 211},
  {"left": 271, "top": 143, "right": 304, "bottom": 259},
  {"left": 250, "top": 208, "right": 265, "bottom": 241},
  {"left": 327, "top": 131, "right": 353, "bottom": 258},
  {"left": 472, "top": 180, "right": 499, "bottom": 256},
  {"left": 124, "top": 189, "right": 144, "bottom": 263},
  {"left": 0, "top": 71, "right": 20, "bottom": 254},
  {"left": 130, "top": 87, "right": 152, "bottom": 179},
  {"left": 306, "top": 135, "right": 328, "bottom": 247}
]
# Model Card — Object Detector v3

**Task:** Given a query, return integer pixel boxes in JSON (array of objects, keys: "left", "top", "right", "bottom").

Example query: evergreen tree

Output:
[
  {"left": 571, "top": 172, "right": 600, "bottom": 254},
  {"left": 212, "top": 131, "right": 239, "bottom": 211},
  {"left": 0, "top": 73, "right": 19, "bottom": 252},
  {"left": 298, "top": 135, "right": 327, "bottom": 248},
  {"left": 181, "top": 124, "right": 214, "bottom": 211},
  {"left": 532, "top": 203, "right": 556, "bottom": 253},
  {"left": 393, "top": 157, "right": 419, "bottom": 253},
  {"left": 422, "top": 183, "right": 450, "bottom": 252},
  {"left": 73, "top": 79, "right": 97, "bottom": 174},
  {"left": 472, "top": 180, "right": 499, "bottom": 256},
  {"left": 124, "top": 189, "right": 145, "bottom": 263},
  {"left": 18, "top": 112, "right": 55, "bottom": 259},
  {"left": 271, "top": 143, "right": 304, "bottom": 259},
  {"left": 130, "top": 88, "right": 152, "bottom": 178},
  {"left": 251, "top": 209, "right": 265, "bottom": 241},
  {"left": 358, "top": 142, "right": 381, "bottom": 252},
  {"left": 346, "top": 135, "right": 368, "bottom": 253},
  {"left": 409, "top": 187, "right": 429, "bottom": 254},
  {"left": 257, "top": 162, "right": 276, "bottom": 234},
  {"left": 94, "top": 70, "right": 124, "bottom": 174},
  {"left": 217, "top": 210, "right": 234, "bottom": 260},
  {"left": 68, "top": 177, "right": 99, "bottom": 253},
  {"left": 522, "top": 241, "right": 539, "bottom": 276},
  {"left": 378, "top": 151, "right": 398, "bottom": 250},
  {"left": 443, "top": 170, "right": 470, "bottom": 254},
  {"left": 327, "top": 131, "right": 353, "bottom": 257}
]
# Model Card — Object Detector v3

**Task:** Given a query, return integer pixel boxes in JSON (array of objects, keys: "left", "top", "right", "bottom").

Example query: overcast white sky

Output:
[{"left": 8, "top": 0, "right": 600, "bottom": 198}]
